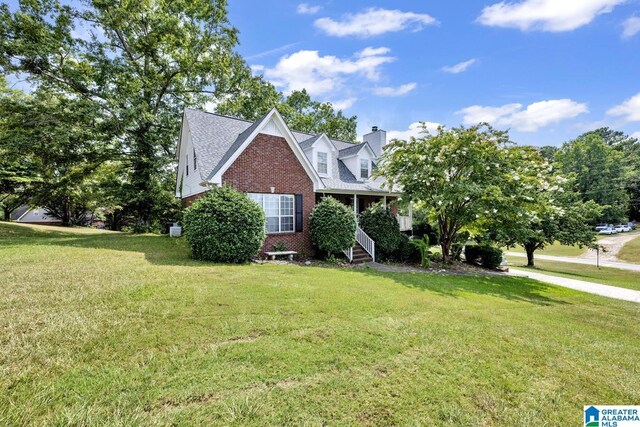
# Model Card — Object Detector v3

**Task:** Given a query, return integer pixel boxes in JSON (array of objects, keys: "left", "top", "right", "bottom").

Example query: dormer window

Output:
[
  {"left": 360, "top": 159, "right": 370, "bottom": 179},
  {"left": 317, "top": 152, "right": 328, "bottom": 175}
]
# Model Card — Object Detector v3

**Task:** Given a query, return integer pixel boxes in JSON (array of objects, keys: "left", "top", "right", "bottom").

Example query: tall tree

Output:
[
  {"left": 0, "top": 77, "right": 40, "bottom": 220},
  {"left": 554, "top": 133, "right": 629, "bottom": 223},
  {"left": 377, "top": 123, "right": 543, "bottom": 263},
  {"left": 216, "top": 76, "right": 358, "bottom": 142},
  {"left": 484, "top": 148, "right": 599, "bottom": 266},
  {"left": 580, "top": 127, "right": 640, "bottom": 221},
  {"left": 0, "top": 0, "right": 241, "bottom": 230},
  {"left": 1, "top": 85, "right": 111, "bottom": 225}
]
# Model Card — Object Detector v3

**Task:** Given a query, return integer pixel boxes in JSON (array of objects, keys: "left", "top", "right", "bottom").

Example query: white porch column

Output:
[
  {"left": 383, "top": 195, "right": 387, "bottom": 208},
  {"left": 353, "top": 194, "right": 357, "bottom": 214}
]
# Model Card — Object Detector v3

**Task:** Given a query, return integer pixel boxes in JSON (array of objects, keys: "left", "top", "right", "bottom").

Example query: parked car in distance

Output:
[
  {"left": 595, "top": 223, "right": 609, "bottom": 231},
  {"left": 616, "top": 224, "right": 632, "bottom": 232},
  {"left": 628, "top": 222, "right": 637, "bottom": 230},
  {"left": 598, "top": 227, "right": 618, "bottom": 235}
]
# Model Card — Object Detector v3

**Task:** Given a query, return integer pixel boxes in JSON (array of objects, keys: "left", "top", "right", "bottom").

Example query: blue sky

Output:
[{"left": 228, "top": 0, "right": 640, "bottom": 146}]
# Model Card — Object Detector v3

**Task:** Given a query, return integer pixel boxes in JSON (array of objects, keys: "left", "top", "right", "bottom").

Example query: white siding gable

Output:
[
  {"left": 342, "top": 144, "right": 375, "bottom": 181},
  {"left": 176, "top": 119, "right": 207, "bottom": 198},
  {"left": 303, "top": 135, "right": 335, "bottom": 177},
  {"left": 261, "top": 117, "right": 283, "bottom": 137}
]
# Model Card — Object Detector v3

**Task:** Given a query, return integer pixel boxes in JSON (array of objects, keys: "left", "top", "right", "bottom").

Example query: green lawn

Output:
[
  {"left": 1, "top": 223, "right": 640, "bottom": 426},
  {"left": 506, "top": 241, "right": 587, "bottom": 257},
  {"left": 619, "top": 235, "right": 640, "bottom": 264},
  {"left": 507, "top": 256, "right": 640, "bottom": 291}
]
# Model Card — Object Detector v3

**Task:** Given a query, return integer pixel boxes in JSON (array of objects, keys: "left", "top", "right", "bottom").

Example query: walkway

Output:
[
  {"left": 508, "top": 268, "right": 640, "bottom": 304},
  {"left": 506, "top": 252, "right": 640, "bottom": 273}
]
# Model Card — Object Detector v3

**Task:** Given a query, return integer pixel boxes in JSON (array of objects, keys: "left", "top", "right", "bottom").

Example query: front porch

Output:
[
  {"left": 315, "top": 192, "right": 413, "bottom": 264},
  {"left": 314, "top": 192, "right": 412, "bottom": 232}
]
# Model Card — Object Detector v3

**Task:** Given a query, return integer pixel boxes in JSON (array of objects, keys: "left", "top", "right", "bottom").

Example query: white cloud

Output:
[
  {"left": 622, "top": 16, "right": 640, "bottom": 38},
  {"left": 478, "top": 0, "right": 624, "bottom": 32},
  {"left": 250, "top": 65, "right": 265, "bottom": 74},
  {"left": 331, "top": 98, "right": 357, "bottom": 110},
  {"left": 261, "top": 47, "right": 394, "bottom": 96},
  {"left": 442, "top": 58, "right": 477, "bottom": 74},
  {"left": 315, "top": 8, "right": 437, "bottom": 38},
  {"left": 246, "top": 43, "right": 299, "bottom": 60},
  {"left": 297, "top": 3, "right": 321, "bottom": 15},
  {"left": 607, "top": 93, "right": 640, "bottom": 121},
  {"left": 388, "top": 122, "right": 443, "bottom": 141},
  {"left": 632, "top": 131, "right": 640, "bottom": 139},
  {"left": 458, "top": 99, "right": 589, "bottom": 132},
  {"left": 372, "top": 83, "right": 417, "bottom": 97}
]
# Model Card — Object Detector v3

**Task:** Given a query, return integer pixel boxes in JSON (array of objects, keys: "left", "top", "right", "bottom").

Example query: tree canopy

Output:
[
  {"left": 554, "top": 133, "right": 629, "bottom": 223},
  {"left": 377, "top": 123, "right": 545, "bottom": 263}
]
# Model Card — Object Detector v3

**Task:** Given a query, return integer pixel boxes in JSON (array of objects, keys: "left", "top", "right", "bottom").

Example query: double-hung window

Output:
[
  {"left": 193, "top": 148, "right": 197, "bottom": 171},
  {"left": 317, "top": 152, "right": 328, "bottom": 175},
  {"left": 247, "top": 193, "right": 295, "bottom": 233},
  {"left": 360, "top": 159, "right": 370, "bottom": 179},
  {"left": 186, "top": 155, "right": 189, "bottom": 176}
]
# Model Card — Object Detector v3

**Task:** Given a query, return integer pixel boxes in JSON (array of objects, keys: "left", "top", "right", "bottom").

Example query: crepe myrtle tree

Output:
[
  {"left": 483, "top": 148, "right": 600, "bottom": 267},
  {"left": 376, "top": 123, "right": 546, "bottom": 263}
]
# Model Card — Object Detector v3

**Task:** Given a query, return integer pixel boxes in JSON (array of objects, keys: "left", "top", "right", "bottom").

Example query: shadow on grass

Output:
[
  {"left": 1, "top": 222, "right": 570, "bottom": 305},
  {"left": 353, "top": 266, "right": 570, "bottom": 307},
  {"left": 0, "top": 222, "right": 196, "bottom": 266}
]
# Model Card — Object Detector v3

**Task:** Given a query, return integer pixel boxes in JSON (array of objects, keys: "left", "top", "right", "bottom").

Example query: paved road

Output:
[
  {"left": 509, "top": 269, "right": 640, "bottom": 304},
  {"left": 506, "top": 252, "right": 640, "bottom": 273}
]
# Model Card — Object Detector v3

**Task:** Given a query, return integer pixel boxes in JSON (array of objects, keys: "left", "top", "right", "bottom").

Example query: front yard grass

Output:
[
  {"left": 618, "top": 234, "right": 640, "bottom": 264},
  {"left": 1, "top": 222, "right": 640, "bottom": 426},
  {"left": 506, "top": 241, "right": 587, "bottom": 257},
  {"left": 507, "top": 256, "right": 640, "bottom": 291}
]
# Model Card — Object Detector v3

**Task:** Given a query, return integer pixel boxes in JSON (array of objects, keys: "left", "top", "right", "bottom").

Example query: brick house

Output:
[{"left": 175, "top": 108, "right": 411, "bottom": 262}]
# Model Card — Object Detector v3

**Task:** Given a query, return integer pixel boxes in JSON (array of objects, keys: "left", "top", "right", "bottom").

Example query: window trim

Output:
[
  {"left": 247, "top": 193, "right": 296, "bottom": 234},
  {"left": 317, "top": 151, "right": 328, "bottom": 175},
  {"left": 360, "top": 158, "right": 370, "bottom": 179}
]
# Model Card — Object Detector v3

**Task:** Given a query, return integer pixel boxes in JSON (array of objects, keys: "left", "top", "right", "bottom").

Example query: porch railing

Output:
[
  {"left": 356, "top": 226, "right": 375, "bottom": 262},
  {"left": 343, "top": 247, "right": 353, "bottom": 262},
  {"left": 342, "top": 226, "right": 376, "bottom": 263},
  {"left": 396, "top": 215, "right": 412, "bottom": 232}
]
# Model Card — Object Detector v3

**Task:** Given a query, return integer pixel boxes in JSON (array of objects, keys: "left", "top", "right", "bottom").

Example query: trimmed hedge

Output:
[
  {"left": 359, "top": 204, "right": 402, "bottom": 260},
  {"left": 183, "top": 186, "right": 266, "bottom": 263},
  {"left": 464, "top": 244, "right": 503, "bottom": 269},
  {"left": 309, "top": 197, "right": 356, "bottom": 257},
  {"left": 392, "top": 234, "right": 421, "bottom": 263}
]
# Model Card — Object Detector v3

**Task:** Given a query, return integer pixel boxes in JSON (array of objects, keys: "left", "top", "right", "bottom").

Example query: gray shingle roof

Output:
[
  {"left": 338, "top": 142, "right": 368, "bottom": 159},
  {"left": 183, "top": 108, "right": 253, "bottom": 182},
  {"left": 299, "top": 134, "right": 323, "bottom": 151},
  {"left": 182, "top": 108, "right": 399, "bottom": 194}
]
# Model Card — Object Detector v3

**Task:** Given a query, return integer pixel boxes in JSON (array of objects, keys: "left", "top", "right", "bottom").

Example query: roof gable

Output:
[
  {"left": 338, "top": 142, "right": 376, "bottom": 159},
  {"left": 207, "top": 108, "right": 325, "bottom": 191}
]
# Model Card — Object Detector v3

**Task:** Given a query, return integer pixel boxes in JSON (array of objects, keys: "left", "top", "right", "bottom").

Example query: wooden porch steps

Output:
[{"left": 351, "top": 243, "right": 373, "bottom": 264}]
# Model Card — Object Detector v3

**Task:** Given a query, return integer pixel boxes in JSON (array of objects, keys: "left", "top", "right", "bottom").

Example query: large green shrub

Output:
[
  {"left": 183, "top": 186, "right": 265, "bottom": 263},
  {"left": 464, "top": 244, "right": 503, "bottom": 269},
  {"left": 359, "top": 203, "right": 402, "bottom": 260},
  {"left": 309, "top": 197, "right": 356, "bottom": 257},
  {"left": 391, "top": 234, "right": 421, "bottom": 264}
]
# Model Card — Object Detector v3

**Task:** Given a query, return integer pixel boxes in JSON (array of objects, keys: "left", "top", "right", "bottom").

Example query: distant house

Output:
[
  {"left": 11, "top": 206, "right": 62, "bottom": 225},
  {"left": 175, "top": 108, "right": 411, "bottom": 262}
]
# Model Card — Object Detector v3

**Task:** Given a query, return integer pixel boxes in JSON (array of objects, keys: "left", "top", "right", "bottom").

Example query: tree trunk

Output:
[
  {"left": 61, "top": 196, "right": 72, "bottom": 227},
  {"left": 524, "top": 243, "right": 536, "bottom": 267},
  {"left": 441, "top": 239, "right": 451, "bottom": 264},
  {"left": 130, "top": 123, "right": 155, "bottom": 232},
  {"left": 3, "top": 207, "right": 10, "bottom": 221}
]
